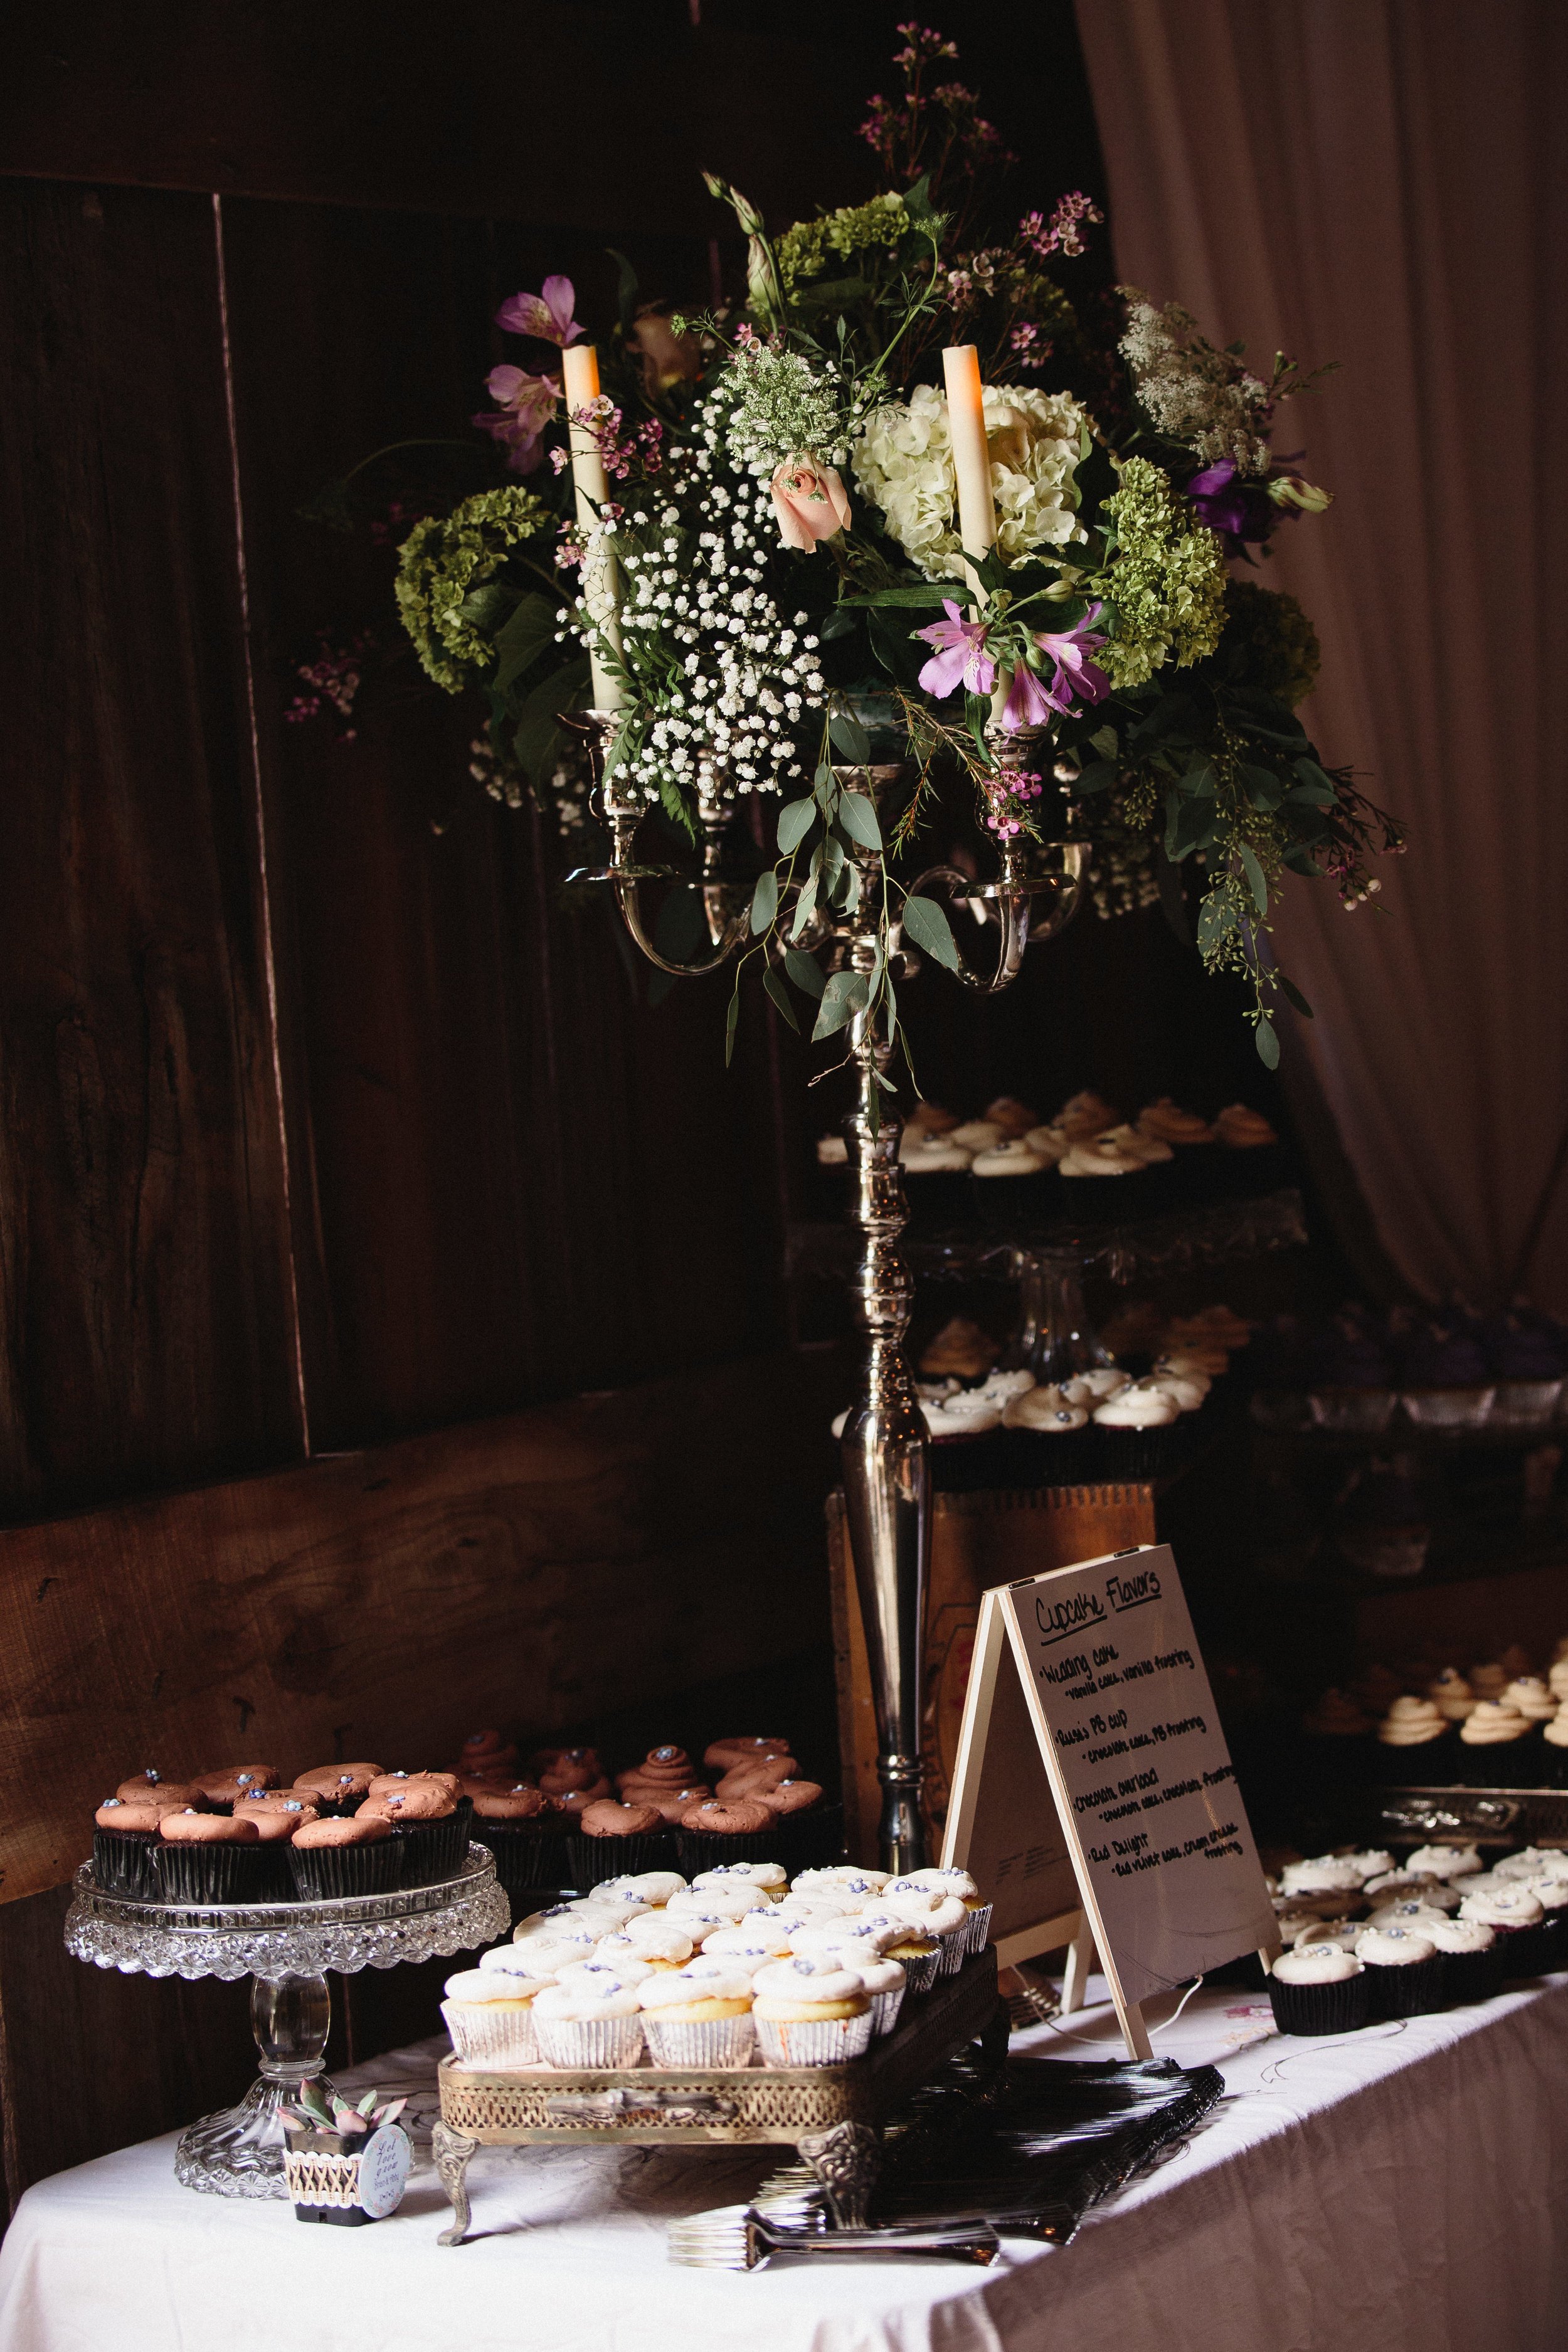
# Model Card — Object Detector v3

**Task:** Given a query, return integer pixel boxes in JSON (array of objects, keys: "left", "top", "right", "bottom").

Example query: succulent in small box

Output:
[{"left": 281, "top": 2085, "right": 411, "bottom": 2225}]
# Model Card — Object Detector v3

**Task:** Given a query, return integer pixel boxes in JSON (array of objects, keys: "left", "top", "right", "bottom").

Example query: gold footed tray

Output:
[{"left": 434, "top": 1949, "right": 1003, "bottom": 2242}]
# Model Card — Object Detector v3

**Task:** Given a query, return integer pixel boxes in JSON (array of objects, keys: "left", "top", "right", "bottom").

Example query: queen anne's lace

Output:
[{"left": 852, "top": 384, "right": 1088, "bottom": 580}]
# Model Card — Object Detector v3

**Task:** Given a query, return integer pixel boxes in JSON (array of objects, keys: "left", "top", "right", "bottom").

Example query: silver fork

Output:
[{"left": 668, "top": 2203, "right": 1002, "bottom": 2271}]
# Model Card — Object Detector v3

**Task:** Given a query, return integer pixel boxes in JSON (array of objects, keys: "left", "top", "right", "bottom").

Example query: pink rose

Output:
[{"left": 770, "top": 460, "right": 851, "bottom": 552}]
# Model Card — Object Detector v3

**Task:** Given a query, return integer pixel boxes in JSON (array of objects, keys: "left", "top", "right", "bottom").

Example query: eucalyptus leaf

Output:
[
  {"left": 790, "top": 875, "right": 819, "bottom": 938},
  {"left": 1180, "top": 758, "right": 1217, "bottom": 798},
  {"left": 750, "top": 869, "right": 779, "bottom": 935},
  {"left": 1283, "top": 845, "right": 1325, "bottom": 877},
  {"left": 777, "top": 797, "right": 815, "bottom": 854},
  {"left": 828, "top": 711, "right": 872, "bottom": 764},
  {"left": 761, "top": 964, "right": 800, "bottom": 1032},
  {"left": 1278, "top": 972, "right": 1315, "bottom": 1018},
  {"left": 1237, "top": 840, "right": 1269, "bottom": 914},
  {"left": 1090, "top": 725, "right": 1120, "bottom": 759},
  {"left": 1254, "top": 1015, "right": 1281, "bottom": 1069},
  {"left": 1068, "top": 759, "right": 1118, "bottom": 796},
  {"left": 812, "top": 967, "right": 868, "bottom": 1042},
  {"left": 901, "top": 893, "right": 961, "bottom": 971},
  {"left": 1197, "top": 893, "right": 1238, "bottom": 953},
  {"left": 724, "top": 990, "right": 740, "bottom": 1066},
  {"left": 837, "top": 792, "right": 882, "bottom": 850},
  {"left": 1285, "top": 780, "right": 1336, "bottom": 808},
  {"left": 783, "top": 946, "right": 825, "bottom": 998}
]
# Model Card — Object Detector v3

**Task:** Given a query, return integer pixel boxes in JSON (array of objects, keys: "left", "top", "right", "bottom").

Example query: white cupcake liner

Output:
[
  {"left": 867, "top": 1983, "right": 906, "bottom": 2036},
  {"left": 440, "top": 1999, "right": 538, "bottom": 2069},
  {"left": 937, "top": 1929, "right": 968, "bottom": 1977},
  {"left": 895, "top": 1947, "right": 941, "bottom": 1995},
  {"left": 963, "top": 1902, "right": 993, "bottom": 1957},
  {"left": 756, "top": 2010, "right": 874, "bottom": 2069},
  {"left": 643, "top": 2014, "right": 756, "bottom": 2069},
  {"left": 534, "top": 2015, "right": 645, "bottom": 2070}
]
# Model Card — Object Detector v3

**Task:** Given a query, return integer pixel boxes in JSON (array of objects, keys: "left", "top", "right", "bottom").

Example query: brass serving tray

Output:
[{"left": 433, "top": 1950, "right": 1002, "bottom": 2243}]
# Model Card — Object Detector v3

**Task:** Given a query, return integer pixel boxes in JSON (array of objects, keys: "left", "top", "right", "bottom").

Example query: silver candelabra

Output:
[{"left": 574, "top": 714, "right": 1086, "bottom": 1869}]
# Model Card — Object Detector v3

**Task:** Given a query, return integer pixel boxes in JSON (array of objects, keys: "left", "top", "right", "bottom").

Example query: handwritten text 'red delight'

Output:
[{"left": 1034, "top": 1560, "right": 1162, "bottom": 1647}]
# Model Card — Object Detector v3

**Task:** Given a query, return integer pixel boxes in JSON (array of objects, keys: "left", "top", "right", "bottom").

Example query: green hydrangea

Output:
[
  {"left": 777, "top": 193, "right": 909, "bottom": 289},
  {"left": 1216, "top": 579, "right": 1321, "bottom": 707},
  {"left": 395, "top": 488, "right": 551, "bottom": 692},
  {"left": 1099, "top": 457, "right": 1228, "bottom": 689}
]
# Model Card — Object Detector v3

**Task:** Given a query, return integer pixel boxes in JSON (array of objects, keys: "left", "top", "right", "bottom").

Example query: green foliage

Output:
[
  {"left": 1099, "top": 459, "right": 1228, "bottom": 689},
  {"left": 394, "top": 488, "right": 551, "bottom": 692}
]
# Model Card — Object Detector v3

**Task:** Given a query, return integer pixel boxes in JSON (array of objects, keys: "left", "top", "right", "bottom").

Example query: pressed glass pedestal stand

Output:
[{"left": 64, "top": 1848, "right": 510, "bottom": 2197}]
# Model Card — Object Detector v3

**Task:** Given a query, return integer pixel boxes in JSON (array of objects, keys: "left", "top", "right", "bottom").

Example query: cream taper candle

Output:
[
  {"left": 561, "top": 341, "right": 625, "bottom": 712},
  {"left": 941, "top": 344, "right": 996, "bottom": 599}
]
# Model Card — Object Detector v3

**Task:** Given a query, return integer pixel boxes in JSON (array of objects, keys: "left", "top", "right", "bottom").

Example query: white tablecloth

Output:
[{"left": 3, "top": 1974, "right": 1566, "bottom": 2352}]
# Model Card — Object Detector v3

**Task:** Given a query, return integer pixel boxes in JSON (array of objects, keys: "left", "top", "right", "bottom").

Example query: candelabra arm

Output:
[{"left": 568, "top": 716, "right": 753, "bottom": 977}]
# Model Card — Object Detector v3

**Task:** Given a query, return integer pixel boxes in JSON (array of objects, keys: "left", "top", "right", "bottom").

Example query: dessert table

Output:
[{"left": 3, "top": 1972, "right": 1565, "bottom": 2352}]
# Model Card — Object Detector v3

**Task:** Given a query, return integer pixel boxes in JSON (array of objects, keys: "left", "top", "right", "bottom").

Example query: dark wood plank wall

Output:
[{"left": 0, "top": 0, "right": 1117, "bottom": 2207}]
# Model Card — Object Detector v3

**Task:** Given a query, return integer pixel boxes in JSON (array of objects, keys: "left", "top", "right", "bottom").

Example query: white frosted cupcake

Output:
[
  {"left": 692, "top": 1863, "right": 788, "bottom": 1899},
  {"left": 1278, "top": 1858, "right": 1365, "bottom": 1901},
  {"left": 1268, "top": 1946, "right": 1369, "bottom": 2035},
  {"left": 852, "top": 1907, "right": 942, "bottom": 1991},
  {"left": 699, "top": 1924, "right": 794, "bottom": 1968},
  {"left": 1353, "top": 1926, "right": 1442, "bottom": 2016},
  {"left": 1428, "top": 1668, "right": 1476, "bottom": 1722},
  {"left": 597, "top": 1870, "right": 687, "bottom": 1906},
  {"left": 532, "top": 1977, "right": 645, "bottom": 2069},
  {"left": 442, "top": 1966, "right": 548, "bottom": 2067},
  {"left": 640, "top": 1965, "right": 756, "bottom": 2067},
  {"left": 1365, "top": 1899, "right": 1450, "bottom": 1934},
  {"left": 901, "top": 1867, "right": 992, "bottom": 1953},
  {"left": 594, "top": 1927, "right": 689, "bottom": 1974},
  {"left": 506, "top": 1927, "right": 600, "bottom": 1976},
  {"left": 619, "top": 1916, "right": 697, "bottom": 1964},
  {"left": 1404, "top": 1844, "right": 1481, "bottom": 1882},
  {"left": 558, "top": 1952, "right": 655, "bottom": 1990},
  {"left": 845, "top": 1954, "right": 907, "bottom": 2036},
  {"left": 1002, "top": 1385, "right": 1089, "bottom": 1433},
  {"left": 752, "top": 1959, "right": 873, "bottom": 2067},
  {"left": 659, "top": 1905, "right": 740, "bottom": 1946},
  {"left": 666, "top": 1885, "right": 760, "bottom": 1924},
  {"left": 1290, "top": 1920, "right": 1362, "bottom": 1952},
  {"left": 881, "top": 1885, "right": 972, "bottom": 1972},
  {"left": 792, "top": 1867, "right": 887, "bottom": 1899}
]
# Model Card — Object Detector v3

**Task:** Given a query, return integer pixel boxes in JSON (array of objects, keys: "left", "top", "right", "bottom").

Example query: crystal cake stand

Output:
[{"left": 65, "top": 1846, "right": 510, "bottom": 2198}]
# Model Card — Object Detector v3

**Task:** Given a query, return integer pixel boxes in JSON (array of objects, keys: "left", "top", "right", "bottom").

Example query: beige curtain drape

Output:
[{"left": 1075, "top": 0, "right": 1568, "bottom": 1310}]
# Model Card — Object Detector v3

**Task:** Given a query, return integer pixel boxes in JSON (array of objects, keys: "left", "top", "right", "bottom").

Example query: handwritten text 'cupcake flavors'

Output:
[{"left": 1023, "top": 1559, "right": 1244, "bottom": 1877}]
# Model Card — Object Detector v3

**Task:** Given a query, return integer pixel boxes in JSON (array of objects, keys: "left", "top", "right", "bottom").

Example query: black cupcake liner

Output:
[
  {"left": 1452, "top": 1740, "right": 1535, "bottom": 1788},
  {"left": 1216, "top": 1141, "right": 1288, "bottom": 1200},
  {"left": 1267, "top": 1972, "right": 1370, "bottom": 2035},
  {"left": 92, "top": 1828, "right": 159, "bottom": 1899},
  {"left": 1056, "top": 1170, "right": 1152, "bottom": 1229},
  {"left": 970, "top": 1168, "right": 1062, "bottom": 1233},
  {"left": 903, "top": 1170, "right": 977, "bottom": 1233},
  {"left": 1160, "top": 1143, "right": 1225, "bottom": 1209},
  {"left": 1535, "top": 1912, "right": 1568, "bottom": 1971},
  {"left": 476, "top": 1822, "right": 573, "bottom": 1897},
  {"left": 675, "top": 1826, "right": 791, "bottom": 1874},
  {"left": 390, "top": 1798, "right": 472, "bottom": 1888},
  {"left": 153, "top": 1840, "right": 293, "bottom": 1905},
  {"left": 287, "top": 1838, "right": 405, "bottom": 1901},
  {"left": 1364, "top": 1953, "right": 1444, "bottom": 2018},
  {"left": 566, "top": 1829, "right": 677, "bottom": 1890},
  {"left": 763, "top": 1802, "right": 844, "bottom": 1871},
  {"left": 1439, "top": 1946, "right": 1505, "bottom": 2006},
  {"left": 1493, "top": 1922, "right": 1552, "bottom": 1979}
]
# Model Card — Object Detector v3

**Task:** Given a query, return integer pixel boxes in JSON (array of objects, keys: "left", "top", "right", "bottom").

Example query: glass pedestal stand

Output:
[
  {"left": 63, "top": 1850, "right": 510, "bottom": 2198},
  {"left": 1005, "top": 1252, "right": 1114, "bottom": 1385}
]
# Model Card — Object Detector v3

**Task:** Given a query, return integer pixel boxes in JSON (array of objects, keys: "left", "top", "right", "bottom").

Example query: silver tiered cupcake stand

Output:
[{"left": 65, "top": 1848, "right": 510, "bottom": 2196}]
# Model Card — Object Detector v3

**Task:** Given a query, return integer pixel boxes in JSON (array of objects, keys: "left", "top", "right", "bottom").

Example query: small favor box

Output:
[{"left": 282, "top": 2120, "right": 411, "bottom": 2227}]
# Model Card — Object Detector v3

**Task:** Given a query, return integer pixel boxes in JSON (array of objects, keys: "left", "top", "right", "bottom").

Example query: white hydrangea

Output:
[{"left": 851, "top": 383, "right": 1089, "bottom": 581}]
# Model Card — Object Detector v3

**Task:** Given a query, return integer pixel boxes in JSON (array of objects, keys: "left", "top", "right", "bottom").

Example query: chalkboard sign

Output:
[{"left": 941, "top": 1543, "right": 1279, "bottom": 2057}]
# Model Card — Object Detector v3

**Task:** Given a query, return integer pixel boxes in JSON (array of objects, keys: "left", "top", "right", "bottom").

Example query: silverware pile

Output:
[{"left": 667, "top": 2202, "right": 1002, "bottom": 2272}]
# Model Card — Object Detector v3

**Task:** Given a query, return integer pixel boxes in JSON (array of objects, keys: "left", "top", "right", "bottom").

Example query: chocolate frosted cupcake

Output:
[
  {"left": 292, "top": 1763, "right": 383, "bottom": 1818},
  {"left": 232, "top": 1791, "right": 319, "bottom": 1899},
  {"left": 92, "top": 1798, "right": 168, "bottom": 1897},
  {"left": 1213, "top": 1102, "right": 1285, "bottom": 1197},
  {"left": 1136, "top": 1099, "right": 1218, "bottom": 1205},
  {"left": 358, "top": 1779, "right": 471, "bottom": 1887},
  {"left": 288, "top": 1811, "right": 403, "bottom": 1900},
  {"left": 154, "top": 1808, "right": 270, "bottom": 1904},
  {"left": 192, "top": 1765, "right": 282, "bottom": 1809},
  {"left": 114, "top": 1771, "right": 206, "bottom": 1807},
  {"left": 537, "top": 1749, "right": 613, "bottom": 1808},
  {"left": 567, "top": 1799, "right": 675, "bottom": 1891},
  {"left": 1268, "top": 1946, "right": 1370, "bottom": 2036},
  {"left": 457, "top": 1730, "right": 521, "bottom": 1783},
  {"left": 675, "top": 1796, "right": 780, "bottom": 1873},
  {"left": 704, "top": 1737, "right": 793, "bottom": 1777},
  {"left": 756, "top": 1777, "right": 839, "bottom": 1868},
  {"left": 470, "top": 1783, "right": 568, "bottom": 1899}
]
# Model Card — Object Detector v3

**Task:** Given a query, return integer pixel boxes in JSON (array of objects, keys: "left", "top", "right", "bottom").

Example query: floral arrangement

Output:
[{"left": 323, "top": 22, "right": 1401, "bottom": 1067}]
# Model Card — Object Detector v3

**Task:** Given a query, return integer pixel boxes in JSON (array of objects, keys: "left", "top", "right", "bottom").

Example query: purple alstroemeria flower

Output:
[
  {"left": 1187, "top": 458, "right": 1276, "bottom": 544},
  {"left": 914, "top": 600, "right": 997, "bottom": 699},
  {"left": 472, "top": 364, "right": 560, "bottom": 474},
  {"left": 1002, "top": 660, "right": 1056, "bottom": 729},
  {"left": 495, "top": 274, "right": 584, "bottom": 346},
  {"left": 1035, "top": 603, "right": 1110, "bottom": 710}
]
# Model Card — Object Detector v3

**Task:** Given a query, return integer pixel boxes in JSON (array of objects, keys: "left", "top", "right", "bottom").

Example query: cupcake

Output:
[
  {"left": 358, "top": 1779, "right": 471, "bottom": 1886},
  {"left": 752, "top": 1959, "right": 873, "bottom": 2067},
  {"left": 917, "top": 1318, "right": 1000, "bottom": 1387},
  {"left": 1278, "top": 1859, "right": 1369, "bottom": 1907},
  {"left": 693, "top": 1862, "right": 789, "bottom": 1900},
  {"left": 1542, "top": 1703, "right": 1568, "bottom": 1789},
  {"left": 847, "top": 1955, "right": 908, "bottom": 2036},
  {"left": 457, "top": 1731, "right": 521, "bottom": 1783},
  {"left": 715, "top": 1755, "right": 799, "bottom": 1798},
  {"left": 1353, "top": 1926, "right": 1443, "bottom": 2017},
  {"left": 852, "top": 1907, "right": 941, "bottom": 1992},
  {"left": 538, "top": 1751, "right": 614, "bottom": 1808},
  {"left": 114, "top": 1772, "right": 206, "bottom": 1806},
  {"left": 880, "top": 1886, "right": 970, "bottom": 1974},
  {"left": 620, "top": 1916, "right": 697, "bottom": 1966},
  {"left": 969, "top": 1137, "right": 1058, "bottom": 1231},
  {"left": 1522, "top": 1875, "right": 1568, "bottom": 1971},
  {"left": 698, "top": 1925, "right": 794, "bottom": 1973},
  {"left": 1427, "top": 1670, "right": 1476, "bottom": 1725},
  {"left": 617, "top": 1745, "right": 698, "bottom": 1796},
  {"left": 1375, "top": 1695, "right": 1452, "bottom": 1781},
  {"left": 192, "top": 1766, "right": 281, "bottom": 1808},
  {"left": 1468, "top": 1663, "right": 1508, "bottom": 1700},
  {"left": 532, "top": 1977, "right": 645, "bottom": 2069},
  {"left": 1054, "top": 1089, "right": 1120, "bottom": 1140},
  {"left": 292, "top": 1764, "right": 383, "bottom": 1816},
  {"left": 640, "top": 1965, "right": 756, "bottom": 2067},
  {"left": 568, "top": 1799, "right": 674, "bottom": 1890},
  {"left": 1057, "top": 1135, "right": 1150, "bottom": 1226},
  {"left": 1135, "top": 1099, "right": 1218, "bottom": 1203},
  {"left": 1000, "top": 1382, "right": 1092, "bottom": 1480},
  {"left": 469, "top": 1784, "right": 566, "bottom": 1900},
  {"left": 675, "top": 1796, "right": 778, "bottom": 1872},
  {"left": 1091, "top": 1379, "right": 1182, "bottom": 1477},
  {"left": 795, "top": 1865, "right": 891, "bottom": 1896},
  {"left": 667, "top": 1883, "right": 765, "bottom": 1925},
  {"left": 983, "top": 1095, "right": 1041, "bottom": 1138},
  {"left": 1213, "top": 1103, "right": 1285, "bottom": 1197},
  {"left": 1290, "top": 1920, "right": 1364, "bottom": 1954},
  {"left": 1404, "top": 1843, "right": 1482, "bottom": 1882},
  {"left": 947, "top": 1119, "right": 1005, "bottom": 1157},
  {"left": 753, "top": 1778, "right": 834, "bottom": 1868},
  {"left": 232, "top": 1791, "right": 318, "bottom": 1898},
  {"left": 153, "top": 1808, "right": 267, "bottom": 1904},
  {"left": 441, "top": 1964, "right": 548, "bottom": 2068},
  {"left": 702, "top": 1736, "right": 792, "bottom": 1774},
  {"left": 287, "top": 1811, "right": 402, "bottom": 1900},
  {"left": 1365, "top": 1899, "right": 1451, "bottom": 1935},
  {"left": 1426, "top": 1917, "right": 1503, "bottom": 2005},
  {"left": 906, "top": 1866, "right": 993, "bottom": 1954},
  {"left": 606, "top": 1869, "right": 689, "bottom": 1906},
  {"left": 1458, "top": 1884, "right": 1547, "bottom": 1974},
  {"left": 92, "top": 1797, "right": 170, "bottom": 1897},
  {"left": 1457, "top": 1700, "right": 1534, "bottom": 1786},
  {"left": 1299, "top": 1688, "right": 1376, "bottom": 1803},
  {"left": 1268, "top": 1946, "right": 1370, "bottom": 2035},
  {"left": 1502, "top": 1678, "right": 1556, "bottom": 1779}
]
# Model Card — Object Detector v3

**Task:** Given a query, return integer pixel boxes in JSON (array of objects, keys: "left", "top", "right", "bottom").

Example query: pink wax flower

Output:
[
  {"left": 472, "top": 366, "right": 561, "bottom": 475},
  {"left": 914, "top": 600, "right": 997, "bottom": 699},
  {"left": 495, "top": 275, "right": 584, "bottom": 346},
  {"left": 770, "top": 460, "right": 851, "bottom": 551}
]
